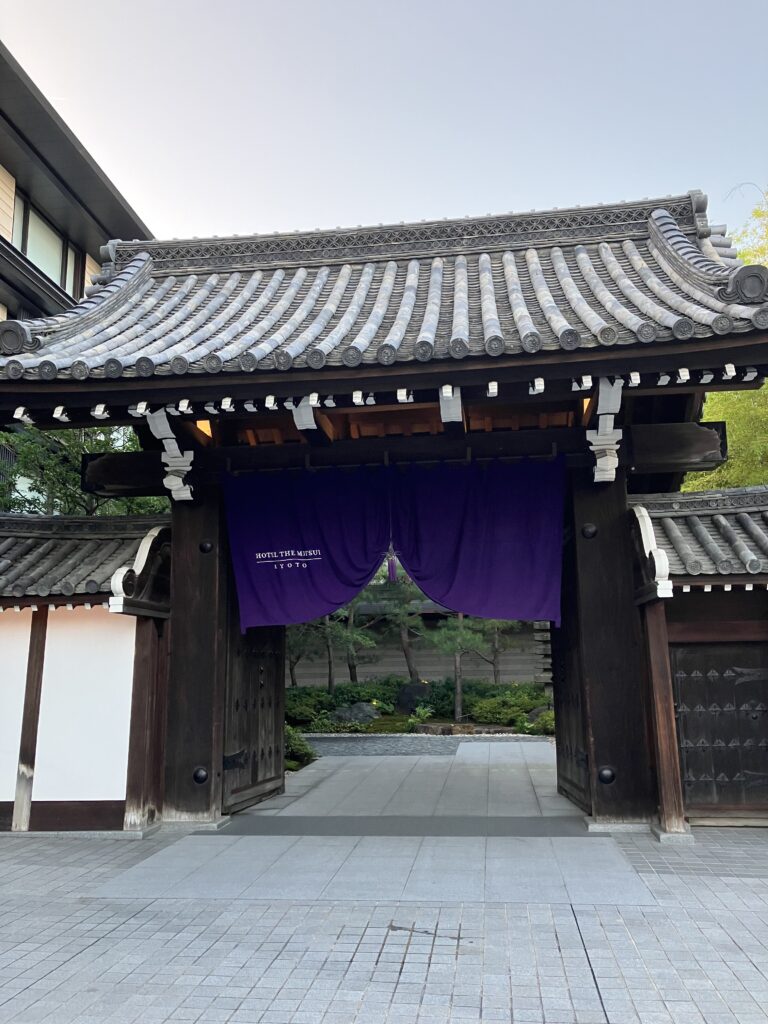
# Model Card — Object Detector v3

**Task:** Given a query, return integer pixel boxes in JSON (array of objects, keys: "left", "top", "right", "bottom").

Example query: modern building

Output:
[
  {"left": 0, "top": 40, "right": 150, "bottom": 323},
  {"left": 0, "top": 39, "right": 151, "bottom": 497}
]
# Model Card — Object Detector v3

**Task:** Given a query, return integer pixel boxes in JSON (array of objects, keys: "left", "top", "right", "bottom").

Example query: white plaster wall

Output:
[
  {"left": 34, "top": 607, "right": 135, "bottom": 800},
  {"left": 0, "top": 609, "right": 32, "bottom": 801}
]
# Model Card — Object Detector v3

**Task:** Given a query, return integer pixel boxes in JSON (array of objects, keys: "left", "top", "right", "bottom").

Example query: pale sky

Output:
[{"left": 1, "top": 0, "right": 766, "bottom": 241}]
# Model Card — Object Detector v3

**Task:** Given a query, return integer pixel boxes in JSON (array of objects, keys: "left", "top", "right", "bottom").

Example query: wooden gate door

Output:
[
  {"left": 550, "top": 532, "right": 591, "bottom": 812},
  {"left": 222, "top": 618, "right": 285, "bottom": 814},
  {"left": 671, "top": 643, "right": 768, "bottom": 813}
]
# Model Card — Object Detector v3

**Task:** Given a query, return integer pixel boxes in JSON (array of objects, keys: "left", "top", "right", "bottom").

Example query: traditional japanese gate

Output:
[{"left": 2, "top": 188, "right": 767, "bottom": 835}]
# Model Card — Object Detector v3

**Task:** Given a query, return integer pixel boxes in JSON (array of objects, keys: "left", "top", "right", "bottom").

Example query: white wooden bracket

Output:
[
  {"left": 292, "top": 395, "right": 318, "bottom": 432},
  {"left": 586, "top": 376, "right": 624, "bottom": 483},
  {"left": 145, "top": 408, "right": 194, "bottom": 501},
  {"left": 439, "top": 384, "right": 463, "bottom": 423},
  {"left": 632, "top": 506, "right": 672, "bottom": 599}
]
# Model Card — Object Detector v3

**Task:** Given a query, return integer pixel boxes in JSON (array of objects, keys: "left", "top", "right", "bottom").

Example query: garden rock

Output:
[{"left": 331, "top": 702, "right": 380, "bottom": 725}]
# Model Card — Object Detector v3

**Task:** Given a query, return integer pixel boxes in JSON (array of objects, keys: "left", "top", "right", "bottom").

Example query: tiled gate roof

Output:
[{"left": 1, "top": 189, "right": 766, "bottom": 383}]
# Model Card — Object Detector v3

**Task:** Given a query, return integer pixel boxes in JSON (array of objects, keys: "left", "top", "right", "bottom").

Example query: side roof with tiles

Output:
[
  {"left": 630, "top": 487, "right": 768, "bottom": 578},
  {"left": 0, "top": 514, "right": 169, "bottom": 599}
]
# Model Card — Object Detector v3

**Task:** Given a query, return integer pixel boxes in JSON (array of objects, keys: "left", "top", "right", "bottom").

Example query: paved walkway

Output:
[
  {"left": 252, "top": 740, "right": 580, "bottom": 820},
  {"left": 1, "top": 742, "right": 768, "bottom": 1023}
]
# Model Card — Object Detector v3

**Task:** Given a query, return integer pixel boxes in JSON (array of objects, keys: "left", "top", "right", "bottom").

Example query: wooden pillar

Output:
[
  {"left": 572, "top": 470, "right": 656, "bottom": 821},
  {"left": 124, "top": 617, "right": 170, "bottom": 830},
  {"left": 163, "top": 489, "right": 226, "bottom": 823},
  {"left": 643, "top": 599, "right": 688, "bottom": 833},
  {"left": 11, "top": 606, "right": 48, "bottom": 832}
]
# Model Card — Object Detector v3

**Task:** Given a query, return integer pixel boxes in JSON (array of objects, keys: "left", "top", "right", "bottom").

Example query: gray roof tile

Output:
[
  {"left": 0, "top": 515, "right": 169, "bottom": 600},
  {"left": 630, "top": 488, "right": 768, "bottom": 578},
  {"left": 1, "top": 190, "right": 767, "bottom": 381}
]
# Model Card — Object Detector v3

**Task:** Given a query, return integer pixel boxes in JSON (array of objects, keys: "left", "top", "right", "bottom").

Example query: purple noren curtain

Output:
[
  {"left": 224, "top": 459, "right": 564, "bottom": 630},
  {"left": 223, "top": 468, "right": 390, "bottom": 629},
  {"left": 391, "top": 461, "right": 564, "bottom": 624}
]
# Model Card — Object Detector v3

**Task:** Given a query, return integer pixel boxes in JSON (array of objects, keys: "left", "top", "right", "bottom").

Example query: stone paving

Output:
[{"left": 1, "top": 743, "right": 767, "bottom": 1023}]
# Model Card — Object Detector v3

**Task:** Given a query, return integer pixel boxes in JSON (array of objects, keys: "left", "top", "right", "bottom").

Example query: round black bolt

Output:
[
  {"left": 192, "top": 766, "right": 209, "bottom": 785},
  {"left": 597, "top": 766, "right": 616, "bottom": 785},
  {"left": 581, "top": 523, "right": 598, "bottom": 539},
  {"left": 199, "top": 540, "right": 214, "bottom": 554}
]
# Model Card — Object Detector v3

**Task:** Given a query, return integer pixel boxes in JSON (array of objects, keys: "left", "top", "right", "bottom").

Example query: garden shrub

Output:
[
  {"left": 306, "top": 711, "right": 368, "bottom": 733},
  {"left": 471, "top": 696, "right": 530, "bottom": 729},
  {"left": 528, "top": 709, "right": 555, "bottom": 735},
  {"left": 284, "top": 724, "right": 316, "bottom": 766},
  {"left": 285, "top": 678, "right": 551, "bottom": 734},
  {"left": 331, "top": 677, "right": 402, "bottom": 708},
  {"left": 285, "top": 688, "right": 333, "bottom": 725},
  {"left": 407, "top": 703, "right": 434, "bottom": 730},
  {"left": 286, "top": 679, "right": 404, "bottom": 725},
  {"left": 426, "top": 678, "right": 547, "bottom": 720}
]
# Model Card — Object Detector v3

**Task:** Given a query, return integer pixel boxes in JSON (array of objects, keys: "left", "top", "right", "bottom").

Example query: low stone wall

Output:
[{"left": 303, "top": 733, "right": 553, "bottom": 756}]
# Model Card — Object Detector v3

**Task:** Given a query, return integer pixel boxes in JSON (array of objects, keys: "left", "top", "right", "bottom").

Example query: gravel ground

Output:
[{"left": 303, "top": 733, "right": 553, "bottom": 756}]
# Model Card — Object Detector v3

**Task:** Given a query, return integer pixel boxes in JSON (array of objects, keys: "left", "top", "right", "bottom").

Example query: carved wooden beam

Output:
[{"left": 82, "top": 422, "right": 727, "bottom": 498}]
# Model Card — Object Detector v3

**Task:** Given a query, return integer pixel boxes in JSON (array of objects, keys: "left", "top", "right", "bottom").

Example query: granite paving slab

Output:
[
  {"left": 2, "top": 828, "right": 768, "bottom": 1024},
  {"left": 254, "top": 742, "right": 581, "bottom": 820},
  {"left": 93, "top": 835, "right": 655, "bottom": 906}
]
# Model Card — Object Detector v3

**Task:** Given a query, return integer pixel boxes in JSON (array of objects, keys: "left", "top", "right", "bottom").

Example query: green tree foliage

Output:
[
  {"left": 373, "top": 571, "right": 425, "bottom": 683},
  {"left": 733, "top": 187, "right": 768, "bottom": 266},
  {"left": 0, "top": 426, "right": 168, "bottom": 516},
  {"left": 465, "top": 619, "right": 524, "bottom": 687},
  {"left": 684, "top": 192, "right": 768, "bottom": 491},
  {"left": 286, "top": 621, "right": 327, "bottom": 688},
  {"left": 427, "top": 613, "right": 488, "bottom": 720},
  {"left": 683, "top": 387, "right": 768, "bottom": 490},
  {"left": 287, "top": 612, "right": 377, "bottom": 692}
]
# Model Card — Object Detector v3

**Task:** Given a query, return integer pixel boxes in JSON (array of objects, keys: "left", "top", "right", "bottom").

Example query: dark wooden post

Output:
[
  {"left": 163, "top": 489, "right": 226, "bottom": 823},
  {"left": 643, "top": 599, "right": 688, "bottom": 833},
  {"left": 571, "top": 470, "right": 656, "bottom": 821},
  {"left": 12, "top": 606, "right": 49, "bottom": 832},
  {"left": 124, "top": 617, "right": 170, "bottom": 830}
]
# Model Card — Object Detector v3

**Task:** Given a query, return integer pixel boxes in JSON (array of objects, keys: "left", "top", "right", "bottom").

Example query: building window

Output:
[{"left": 11, "top": 193, "right": 84, "bottom": 298}]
